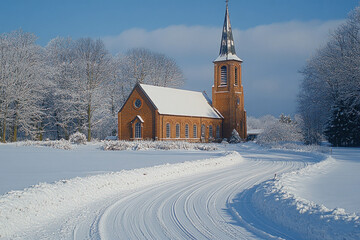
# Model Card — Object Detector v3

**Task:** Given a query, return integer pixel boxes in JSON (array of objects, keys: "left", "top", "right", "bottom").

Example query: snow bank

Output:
[
  {"left": 14, "top": 140, "right": 218, "bottom": 152},
  {"left": 20, "top": 139, "right": 72, "bottom": 150},
  {"left": 103, "top": 140, "right": 218, "bottom": 151},
  {"left": 0, "top": 151, "right": 242, "bottom": 238},
  {"left": 251, "top": 157, "right": 360, "bottom": 240},
  {"left": 259, "top": 141, "right": 330, "bottom": 153}
]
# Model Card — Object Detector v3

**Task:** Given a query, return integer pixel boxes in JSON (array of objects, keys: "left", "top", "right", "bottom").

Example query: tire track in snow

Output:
[
  {"left": 90, "top": 151, "right": 308, "bottom": 239},
  {"left": 23, "top": 145, "right": 312, "bottom": 239}
]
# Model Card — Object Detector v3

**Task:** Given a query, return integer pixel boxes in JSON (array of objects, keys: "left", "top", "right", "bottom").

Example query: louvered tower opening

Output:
[
  {"left": 220, "top": 66, "right": 227, "bottom": 85},
  {"left": 235, "top": 67, "right": 238, "bottom": 85}
]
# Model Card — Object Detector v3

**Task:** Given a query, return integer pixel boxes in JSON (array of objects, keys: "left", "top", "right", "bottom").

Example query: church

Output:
[{"left": 118, "top": 2, "right": 247, "bottom": 142}]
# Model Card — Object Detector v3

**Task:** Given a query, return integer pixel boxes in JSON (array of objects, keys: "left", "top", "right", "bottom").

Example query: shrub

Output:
[
  {"left": 103, "top": 140, "right": 218, "bottom": 151},
  {"left": 69, "top": 132, "right": 87, "bottom": 144},
  {"left": 229, "top": 129, "right": 242, "bottom": 143},
  {"left": 257, "top": 116, "right": 304, "bottom": 144},
  {"left": 21, "top": 139, "right": 72, "bottom": 150}
]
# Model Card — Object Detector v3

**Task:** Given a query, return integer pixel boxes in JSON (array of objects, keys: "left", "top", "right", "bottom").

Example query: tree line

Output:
[
  {"left": 0, "top": 30, "right": 184, "bottom": 142},
  {"left": 298, "top": 6, "right": 360, "bottom": 146}
]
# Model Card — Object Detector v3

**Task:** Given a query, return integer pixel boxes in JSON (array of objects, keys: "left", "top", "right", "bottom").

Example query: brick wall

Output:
[
  {"left": 212, "top": 60, "right": 247, "bottom": 139},
  {"left": 118, "top": 85, "right": 223, "bottom": 142},
  {"left": 159, "top": 115, "right": 222, "bottom": 142},
  {"left": 118, "top": 86, "right": 156, "bottom": 140}
]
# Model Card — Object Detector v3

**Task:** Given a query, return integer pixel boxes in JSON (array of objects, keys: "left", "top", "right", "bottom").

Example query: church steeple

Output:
[
  {"left": 215, "top": 0, "right": 242, "bottom": 62},
  {"left": 212, "top": 0, "right": 247, "bottom": 140}
]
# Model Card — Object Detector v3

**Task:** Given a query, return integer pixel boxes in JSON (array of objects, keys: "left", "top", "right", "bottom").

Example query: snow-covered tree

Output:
[
  {"left": 121, "top": 48, "right": 184, "bottom": 88},
  {"left": 94, "top": 55, "right": 126, "bottom": 139},
  {"left": 0, "top": 30, "right": 49, "bottom": 142},
  {"left": 257, "top": 115, "right": 304, "bottom": 144},
  {"left": 279, "top": 114, "right": 292, "bottom": 124},
  {"left": 1, "top": 32, "right": 186, "bottom": 141},
  {"left": 229, "top": 129, "right": 242, "bottom": 143},
  {"left": 298, "top": 6, "right": 360, "bottom": 145},
  {"left": 46, "top": 37, "right": 119, "bottom": 140},
  {"left": 247, "top": 115, "right": 277, "bottom": 130},
  {"left": 46, "top": 37, "right": 79, "bottom": 139},
  {"left": 74, "top": 38, "right": 113, "bottom": 141},
  {"left": 325, "top": 100, "right": 360, "bottom": 146}
]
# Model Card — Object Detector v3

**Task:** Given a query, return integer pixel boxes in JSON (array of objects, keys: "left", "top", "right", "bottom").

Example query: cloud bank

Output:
[{"left": 103, "top": 19, "right": 343, "bottom": 117}]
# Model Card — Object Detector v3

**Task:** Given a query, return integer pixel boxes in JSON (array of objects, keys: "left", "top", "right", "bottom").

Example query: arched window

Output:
[
  {"left": 176, "top": 124, "right": 180, "bottom": 138},
  {"left": 193, "top": 124, "right": 197, "bottom": 138},
  {"left": 166, "top": 123, "right": 171, "bottom": 138},
  {"left": 209, "top": 125, "right": 213, "bottom": 138},
  {"left": 216, "top": 125, "right": 220, "bottom": 138},
  {"left": 235, "top": 67, "right": 238, "bottom": 85},
  {"left": 220, "top": 66, "right": 227, "bottom": 85},
  {"left": 201, "top": 124, "right": 206, "bottom": 138},
  {"left": 185, "top": 124, "right": 189, "bottom": 138},
  {"left": 135, "top": 122, "right": 142, "bottom": 139}
]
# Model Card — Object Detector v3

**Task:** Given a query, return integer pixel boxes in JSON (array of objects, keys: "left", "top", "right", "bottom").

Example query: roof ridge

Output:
[
  {"left": 139, "top": 84, "right": 222, "bottom": 119},
  {"left": 139, "top": 83, "right": 204, "bottom": 94}
]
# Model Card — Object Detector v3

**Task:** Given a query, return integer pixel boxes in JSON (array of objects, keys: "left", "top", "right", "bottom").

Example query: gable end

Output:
[{"left": 118, "top": 83, "right": 158, "bottom": 113}]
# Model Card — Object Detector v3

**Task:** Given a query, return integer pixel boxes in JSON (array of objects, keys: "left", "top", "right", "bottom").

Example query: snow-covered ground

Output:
[
  {"left": 0, "top": 141, "right": 359, "bottom": 239},
  {"left": 250, "top": 147, "right": 360, "bottom": 240},
  {"left": 279, "top": 147, "right": 360, "bottom": 214},
  {"left": 0, "top": 142, "right": 222, "bottom": 195}
]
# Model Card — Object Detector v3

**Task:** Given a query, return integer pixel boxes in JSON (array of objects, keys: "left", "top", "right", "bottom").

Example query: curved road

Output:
[{"left": 29, "top": 144, "right": 314, "bottom": 239}]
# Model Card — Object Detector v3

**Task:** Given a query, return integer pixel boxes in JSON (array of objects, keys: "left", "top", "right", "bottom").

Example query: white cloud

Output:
[
  {"left": 237, "top": 20, "right": 343, "bottom": 58},
  {"left": 102, "top": 19, "right": 344, "bottom": 117},
  {"left": 103, "top": 25, "right": 219, "bottom": 57}
]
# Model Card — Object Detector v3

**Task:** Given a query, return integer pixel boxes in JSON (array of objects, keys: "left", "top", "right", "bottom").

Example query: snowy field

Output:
[
  {"left": 279, "top": 147, "right": 360, "bottom": 214},
  {"left": 0, "top": 142, "right": 222, "bottom": 195},
  {"left": 0, "top": 141, "right": 359, "bottom": 239}
]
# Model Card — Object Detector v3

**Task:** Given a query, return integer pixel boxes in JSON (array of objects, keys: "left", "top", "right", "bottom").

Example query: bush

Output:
[
  {"left": 69, "top": 132, "right": 87, "bottom": 144},
  {"left": 103, "top": 140, "right": 218, "bottom": 151},
  {"left": 257, "top": 116, "right": 304, "bottom": 144},
  {"left": 21, "top": 139, "right": 72, "bottom": 150},
  {"left": 229, "top": 129, "right": 242, "bottom": 143}
]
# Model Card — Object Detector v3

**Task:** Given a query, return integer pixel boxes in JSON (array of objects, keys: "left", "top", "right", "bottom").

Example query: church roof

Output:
[
  {"left": 139, "top": 84, "right": 222, "bottom": 119},
  {"left": 214, "top": 1, "right": 242, "bottom": 62}
]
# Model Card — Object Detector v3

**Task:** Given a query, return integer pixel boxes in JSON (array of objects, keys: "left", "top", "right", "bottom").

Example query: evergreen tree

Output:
[
  {"left": 279, "top": 113, "right": 292, "bottom": 124},
  {"left": 325, "top": 100, "right": 360, "bottom": 147},
  {"left": 229, "top": 129, "right": 242, "bottom": 143},
  {"left": 298, "top": 6, "right": 360, "bottom": 145}
]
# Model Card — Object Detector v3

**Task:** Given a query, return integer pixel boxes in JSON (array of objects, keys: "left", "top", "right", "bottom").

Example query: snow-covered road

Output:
[
  {"left": 91, "top": 157, "right": 300, "bottom": 240},
  {"left": 19, "top": 144, "right": 316, "bottom": 240}
]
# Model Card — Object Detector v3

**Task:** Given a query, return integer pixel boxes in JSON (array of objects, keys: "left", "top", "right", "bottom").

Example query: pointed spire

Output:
[{"left": 214, "top": 0, "right": 242, "bottom": 62}]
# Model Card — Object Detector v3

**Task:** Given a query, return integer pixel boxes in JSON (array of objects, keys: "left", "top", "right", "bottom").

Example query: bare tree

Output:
[
  {"left": 121, "top": 48, "right": 184, "bottom": 88},
  {"left": 0, "top": 30, "right": 48, "bottom": 142},
  {"left": 1, "top": 34, "right": 185, "bottom": 141},
  {"left": 74, "top": 38, "right": 113, "bottom": 141},
  {"left": 46, "top": 37, "right": 82, "bottom": 139},
  {"left": 97, "top": 55, "right": 127, "bottom": 138}
]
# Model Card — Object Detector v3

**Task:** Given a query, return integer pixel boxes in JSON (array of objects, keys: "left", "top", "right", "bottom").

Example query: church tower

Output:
[{"left": 212, "top": 1, "right": 247, "bottom": 139}]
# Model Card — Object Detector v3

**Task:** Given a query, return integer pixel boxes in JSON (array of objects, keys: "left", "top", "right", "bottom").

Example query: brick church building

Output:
[{"left": 118, "top": 2, "right": 246, "bottom": 142}]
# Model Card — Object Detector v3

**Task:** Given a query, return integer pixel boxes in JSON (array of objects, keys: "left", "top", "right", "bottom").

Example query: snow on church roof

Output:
[
  {"left": 214, "top": 53, "right": 242, "bottom": 62},
  {"left": 139, "top": 84, "right": 222, "bottom": 119}
]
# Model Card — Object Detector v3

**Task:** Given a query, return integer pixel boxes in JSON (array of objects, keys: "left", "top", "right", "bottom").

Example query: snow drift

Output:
[
  {"left": 17, "top": 140, "right": 219, "bottom": 152},
  {"left": 20, "top": 139, "right": 72, "bottom": 150},
  {"left": 251, "top": 157, "right": 360, "bottom": 240},
  {"left": 0, "top": 151, "right": 242, "bottom": 238},
  {"left": 103, "top": 140, "right": 218, "bottom": 151}
]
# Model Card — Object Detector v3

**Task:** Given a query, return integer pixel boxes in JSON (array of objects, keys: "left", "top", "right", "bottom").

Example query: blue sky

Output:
[{"left": 1, "top": 0, "right": 359, "bottom": 117}]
